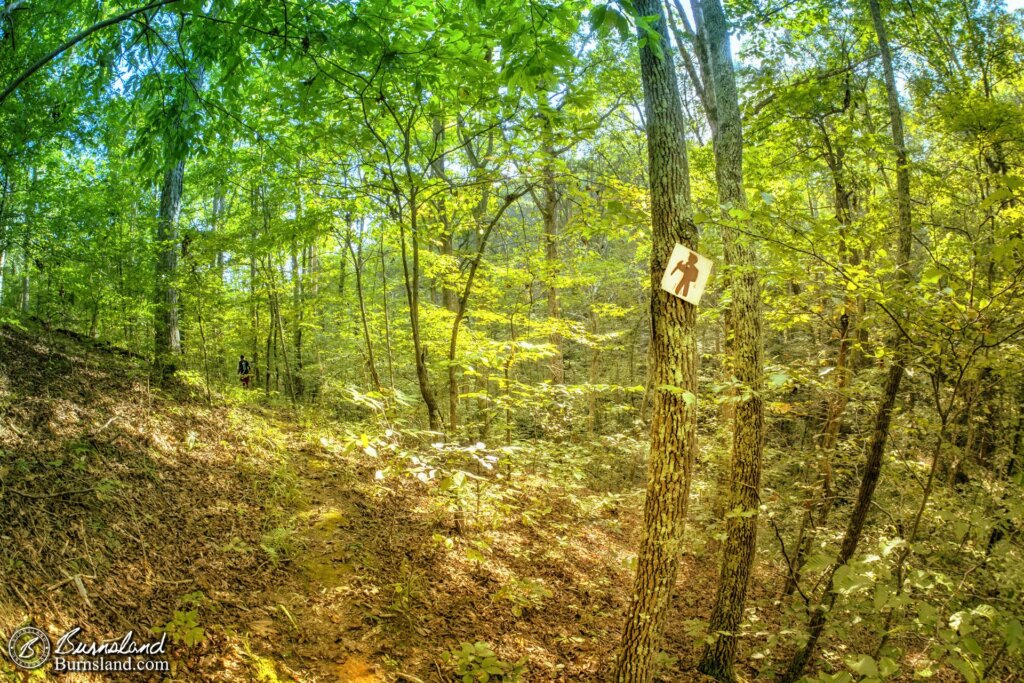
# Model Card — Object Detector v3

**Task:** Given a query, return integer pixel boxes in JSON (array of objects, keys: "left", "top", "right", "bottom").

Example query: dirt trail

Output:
[
  {"left": 247, "top": 436, "right": 392, "bottom": 682},
  {"left": 0, "top": 324, "right": 732, "bottom": 682}
]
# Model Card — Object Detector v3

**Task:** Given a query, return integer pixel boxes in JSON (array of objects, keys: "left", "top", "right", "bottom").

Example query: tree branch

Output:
[{"left": 0, "top": 0, "right": 182, "bottom": 105}]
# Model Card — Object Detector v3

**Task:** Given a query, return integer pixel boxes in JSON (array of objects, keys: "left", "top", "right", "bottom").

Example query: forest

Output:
[{"left": 1, "top": 0, "right": 1023, "bottom": 681}]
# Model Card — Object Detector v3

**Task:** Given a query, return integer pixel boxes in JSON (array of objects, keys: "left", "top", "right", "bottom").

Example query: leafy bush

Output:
[{"left": 441, "top": 641, "right": 526, "bottom": 682}]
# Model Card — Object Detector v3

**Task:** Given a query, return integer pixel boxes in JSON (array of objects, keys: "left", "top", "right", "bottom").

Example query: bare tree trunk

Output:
[
  {"left": 399, "top": 190, "right": 442, "bottom": 431},
  {"left": 291, "top": 247, "right": 304, "bottom": 394},
  {"left": 189, "top": 268, "right": 213, "bottom": 405},
  {"left": 265, "top": 299, "right": 274, "bottom": 397},
  {"left": 875, "top": 400, "right": 948, "bottom": 657},
  {"left": 431, "top": 116, "right": 458, "bottom": 314},
  {"left": 0, "top": 172, "right": 9, "bottom": 306},
  {"left": 446, "top": 125, "right": 497, "bottom": 433},
  {"left": 541, "top": 119, "right": 565, "bottom": 384},
  {"left": 20, "top": 169, "right": 34, "bottom": 315},
  {"left": 379, "top": 225, "right": 395, "bottom": 390},
  {"left": 153, "top": 159, "right": 184, "bottom": 382},
  {"left": 504, "top": 316, "right": 517, "bottom": 446},
  {"left": 271, "top": 287, "right": 296, "bottom": 404},
  {"left": 782, "top": 0, "right": 913, "bottom": 677},
  {"left": 290, "top": 194, "right": 305, "bottom": 399},
  {"left": 250, "top": 251, "right": 260, "bottom": 386},
  {"left": 694, "top": 0, "right": 766, "bottom": 679},
  {"left": 785, "top": 124, "right": 861, "bottom": 598},
  {"left": 588, "top": 309, "right": 600, "bottom": 437},
  {"left": 264, "top": 256, "right": 274, "bottom": 397},
  {"left": 0, "top": 171, "right": 8, "bottom": 307},
  {"left": 346, "top": 222, "right": 383, "bottom": 391},
  {"left": 19, "top": 237, "right": 29, "bottom": 313},
  {"left": 613, "top": 0, "right": 700, "bottom": 678}
]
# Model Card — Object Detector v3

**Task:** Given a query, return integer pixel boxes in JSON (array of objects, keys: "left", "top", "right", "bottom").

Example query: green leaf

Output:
[
  {"left": 845, "top": 654, "right": 878, "bottom": 677},
  {"left": 878, "top": 657, "right": 899, "bottom": 677}
]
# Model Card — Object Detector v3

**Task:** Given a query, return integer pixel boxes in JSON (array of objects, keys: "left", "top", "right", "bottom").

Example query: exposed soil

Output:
[{"left": 0, "top": 324, "right": 760, "bottom": 682}]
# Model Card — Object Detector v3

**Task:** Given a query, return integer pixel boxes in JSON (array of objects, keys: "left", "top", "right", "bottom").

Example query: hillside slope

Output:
[
  {"left": 1, "top": 324, "right": 724, "bottom": 682},
  {"left": 0, "top": 324, "right": 307, "bottom": 678}
]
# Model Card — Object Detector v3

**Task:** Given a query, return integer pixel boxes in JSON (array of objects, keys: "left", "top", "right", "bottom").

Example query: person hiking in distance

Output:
[{"left": 237, "top": 354, "right": 251, "bottom": 389}]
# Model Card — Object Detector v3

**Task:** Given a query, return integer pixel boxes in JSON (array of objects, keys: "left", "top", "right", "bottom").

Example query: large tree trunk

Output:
[
  {"left": 612, "top": 0, "right": 700, "bottom": 679},
  {"left": 695, "top": 0, "right": 765, "bottom": 679},
  {"left": 153, "top": 159, "right": 184, "bottom": 381},
  {"left": 781, "top": 0, "right": 914, "bottom": 677}
]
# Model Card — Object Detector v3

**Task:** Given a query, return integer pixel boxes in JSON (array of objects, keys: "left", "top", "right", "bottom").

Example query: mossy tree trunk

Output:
[
  {"left": 695, "top": 0, "right": 766, "bottom": 679},
  {"left": 612, "top": 0, "right": 699, "bottom": 679}
]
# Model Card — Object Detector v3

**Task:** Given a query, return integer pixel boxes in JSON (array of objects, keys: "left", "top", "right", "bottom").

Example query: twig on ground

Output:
[
  {"left": 397, "top": 672, "right": 427, "bottom": 683},
  {"left": 9, "top": 486, "right": 97, "bottom": 499}
]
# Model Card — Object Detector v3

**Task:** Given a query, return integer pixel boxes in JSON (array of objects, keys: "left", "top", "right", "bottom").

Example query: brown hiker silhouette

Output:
[{"left": 671, "top": 252, "right": 700, "bottom": 296}]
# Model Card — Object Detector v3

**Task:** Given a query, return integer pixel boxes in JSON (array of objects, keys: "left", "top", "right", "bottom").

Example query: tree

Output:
[
  {"left": 690, "top": 0, "right": 765, "bottom": 679},
  {"left": 152, "top": 157, "right": 185, "bottom": 379},
  {"left": 613, "top": 0, "right": 700, "bottom": 679},
  {"left": 781, "top": 0, "right": 915, "bottom": 676}
]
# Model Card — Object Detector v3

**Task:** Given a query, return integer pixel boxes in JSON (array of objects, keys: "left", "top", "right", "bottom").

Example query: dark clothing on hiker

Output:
[{"left": 238, "top": 358, "right": 251, "bottom": 388}]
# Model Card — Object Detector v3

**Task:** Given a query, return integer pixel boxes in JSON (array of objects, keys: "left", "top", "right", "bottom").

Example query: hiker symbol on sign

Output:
[{"left": 660, "top": 243, "right": 712, "bottom": 306}]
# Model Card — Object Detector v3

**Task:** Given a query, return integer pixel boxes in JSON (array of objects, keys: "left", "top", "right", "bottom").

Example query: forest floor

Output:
[{"left": 0, "top": 323, "right": 776, "bottom": 682}]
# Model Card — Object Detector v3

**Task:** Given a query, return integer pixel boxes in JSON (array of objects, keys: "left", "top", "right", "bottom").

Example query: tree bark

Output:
[
  {"left": 447, "top": 192, "right": 521, "bottom": 434},
  {"left": 379, "top": 224, "right": 396, "bottom": 390},
  {"left": 271, "top": 286, "right": 296, "bottom": 404},
  {"left": 785, "top": 122, "right": 856, "bottom": 598},
  {"left": 19, "top": 236, "right": 29, "bottom": 314},
  {"left": 153, "top": 159, "right": 184, "bottom": 381},
  {"left": 0, "top": 172, "right": 9, "bottom": 306},
  {"left": 292, "top": 180, "right": 306, "bottom": 398},
  {"left": 695, "top": 0, "right": 766, "bottom": 679},
  {"left": 431, "top": 116, "right": 458, "bottom": 314},
  {"left": 613, "top": 0, "right": 700, "bottom": 679}
]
